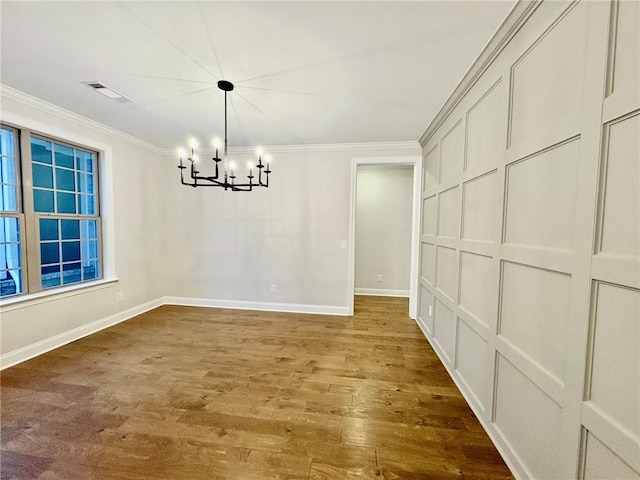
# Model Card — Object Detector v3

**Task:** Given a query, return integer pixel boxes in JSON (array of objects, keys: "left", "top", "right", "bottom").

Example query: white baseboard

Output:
[
  {"left": 0, "top": 298, "right": 163, "bottom": 370},
  {"left": 163, "top": 296, "right": 349, "bottom": 316},
  {"left": 413, "top": 316, "right": 527, "bottom": 480},
  {"left": 354, "top": 288, "right": 410, "bottom": 297}
]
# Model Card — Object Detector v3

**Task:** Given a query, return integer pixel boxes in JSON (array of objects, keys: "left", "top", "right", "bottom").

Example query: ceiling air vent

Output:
[{"left": 81, "top": 81, "right": 132, "bottom": 102}]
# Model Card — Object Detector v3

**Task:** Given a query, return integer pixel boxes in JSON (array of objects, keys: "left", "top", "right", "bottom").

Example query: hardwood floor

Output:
[{"left": 1, "top": 296, "right": 513, "bottom": 479}]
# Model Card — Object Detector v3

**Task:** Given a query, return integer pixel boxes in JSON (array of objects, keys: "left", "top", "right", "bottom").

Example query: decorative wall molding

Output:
[
  {"left": 354, "top": 288, "right": 410, "bottom": 297},
  {"left": 419, "top": 1, "right": 540, "bottom": 146},
  {"left": 0, "top": 298, "right": 163, "bottom": 370},
  {"left": 415, "top": 316, "right": 528, "bottom": 480},
  {"left": 1, "top": 84, "right": 166, "bottom": 154},
  {"left": 163, "top": 296, "right": 349, "bottom": 316}
]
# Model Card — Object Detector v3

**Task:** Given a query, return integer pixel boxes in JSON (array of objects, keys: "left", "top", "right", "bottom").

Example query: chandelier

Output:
[{"left": 178, "top": 80, "right": 271, "bottom": 191}]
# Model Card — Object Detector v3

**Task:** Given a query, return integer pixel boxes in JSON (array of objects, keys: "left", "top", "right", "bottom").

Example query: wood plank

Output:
[{"left": 0, "top": 296, "right": 512, "bottom": 479}]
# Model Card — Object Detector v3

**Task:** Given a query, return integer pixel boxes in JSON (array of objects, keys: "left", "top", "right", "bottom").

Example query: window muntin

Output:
[
  {"left": 31, "top": 137, "right": 97, "bottom": 216},
  {"left": 39, "top": 218, "right": 100, "bottom": 288},
  {"left": 0, "top": 124, "right": 102, "bottom": 298}
]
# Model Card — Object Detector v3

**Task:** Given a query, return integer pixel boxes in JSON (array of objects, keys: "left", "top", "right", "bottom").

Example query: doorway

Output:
[{"left": 347, "top": 156, "right": 421, "bottom": 318}]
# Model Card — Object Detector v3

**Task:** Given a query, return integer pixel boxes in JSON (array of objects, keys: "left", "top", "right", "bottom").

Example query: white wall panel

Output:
[
  {"left": 465, "top": 82, "right": 505, "bottom": 175},
  {"left": 434, "top": 298, "right": 455, "bottom": 364},
  {"left": 435, "top": 245, "right": 457, "bottom": 302},
  {"left": 610, "top": 0, "right": 640, "bottom": 96},
  {"left": 439, "top": 122, "right": 464, "bottom": 188},
  {"left": 500, "top": 262, "right": 570, "bottom": 383},
  {"left": 509, "top": 2, "right": 588, "bottom": 155},
  {"left": 422, "top": 195, "right": 437, "bottom": 236},
  {"left": 504, "top": 139, "right": 579, "bottom": 250},
  {"left": 599, "top": 113, "right": 640, "bottom": 257},
  {"left": 437, "top": 186, "right": 460, "bottom": 239},
  {"left": 419, "top": 285, "right": 434, "bottom": 334},
  {"left": 456, "top": 318, "right": 488, "bottom": 410},
  {"left": 459, "top": 251, "right": 494, "bottom": 329},
  {"left": 588, "top": 283, "right": 640, "bottom": 437},
  {"left": 495, "top": 355, "right": 562, "bottom": 479},
  {"left": 420, "top": 242, "right": 435, "bottom": 285},
  {"left": 583, "top": 431, "right": 640, "bottom": 480},
  {"left": 462, "top": 172, "right": 498, "bottom": 243},
  {"left": 423, "top": 146, "right": 438, "bottom": 191}
]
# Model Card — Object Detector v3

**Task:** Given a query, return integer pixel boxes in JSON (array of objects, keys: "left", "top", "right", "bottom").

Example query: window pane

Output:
[
  {"left": 33, "top": 164, "right": 53, "bottom": 188},
  {"left": 40, "top": 219, "right": 59, "bottom": 241},
  {"left": 76, "top": 172, "right": 95, "bottom": 194},
  {"left": 34, "top": 188, "right": 54, "bottom": 212},
  {"left": 78, "top": 194, "right": 95, "bottom": 215},
  {"left": 61, "top": 219, "right": 79, "bottom": 240},
  {"left": 0, "top": 129, "right": 15, "bottom": 158},
  {"left": 1, "top": 154, "right": 17, "bottom": 184},
  {"left": 62, "top": 262, "right": 81, "bottom": 284},
  {"left": 55, "top": 167, "right": 75, "bottom": 192},
  {"left": 56, "top": 192, "right": 76, "bottom": 214},
  {"left": 0, "top": 217, "right": 22, "bottom": 297},
  {"left": 0, "top": 185, "right": 18, "bottom": 212},
  {"left": 31, "top": 138, "right": 52, "bottom": 164},
  {"left": 0, "top": 269, "right": 21, "bottom": 297},
  {"left": 0, "top": 217, "right": 20, "bottom": 244},
  {"left": 81, "top": 220, "right": 98, "bottom": 239},
  {"left": 76, "top": 150, "right": 94, "bottom": 173},
  {"left": 84, "top": 239, "right": 98, "bottom": 260},
  {"left": 83, "top": 260, "right": 99, "bottom": 280},
  {"left": 42, "top": 265, "right": 61, "bottom": 288},
  {"left": 40, "top": 242, "right": 60, "bottom": 265},
  {"left": 54, "top": 144, "right": 74, "bottom": 168},
  {"left": 62, "top": 241, "right": 80, "bottom": 262}
]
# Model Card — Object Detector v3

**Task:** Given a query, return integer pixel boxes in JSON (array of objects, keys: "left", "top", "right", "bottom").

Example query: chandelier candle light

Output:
[{"left": 178, "top": 80, "right": 271, "bottom": 191}]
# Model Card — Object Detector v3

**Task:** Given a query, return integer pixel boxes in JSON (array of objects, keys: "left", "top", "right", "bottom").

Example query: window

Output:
[{"left": 0, "top": 124, "right": 102, "bottom": 299}]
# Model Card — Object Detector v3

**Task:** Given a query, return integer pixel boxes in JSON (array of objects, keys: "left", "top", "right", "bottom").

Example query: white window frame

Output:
[{"left": 0, "top": 114, "right": 117, "bottom": 310}]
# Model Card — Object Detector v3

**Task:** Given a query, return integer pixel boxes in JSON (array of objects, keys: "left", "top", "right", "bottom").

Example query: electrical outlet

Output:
[
  {"left": 340, "top": 240, "right": 347, "bottom": 250},
  {"left": 377, "top": 274, "right": 383, "bottom": 282},
  {"left": 270, "top": 284, "right": 277, "bottom": 293},
  {"left": 428, "top": 304, "right": 432, "bottom": 316},
  {"left": 116, "top": 291, "right": 123, "bottom": 302}
]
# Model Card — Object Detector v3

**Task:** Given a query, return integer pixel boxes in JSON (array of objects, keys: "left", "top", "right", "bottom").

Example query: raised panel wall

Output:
[
  {"left": 494, "top": 355, "right": 563, "bottom": 479},
  {"left": 417, "top": 1, "right": 639, "bottom": 478},
  {"left": 462, "top": 172, "right": 498, "bottom": 243},
  {"left": 499, "top": 262, "right": 571, "bottom": 383},
  {"left": 504, "top": 139, "right": 579, "bottom": 250},
  {"left": 508, "top": 1, "right": 589, "bottom": 156},
  {"left": 598, "top": 113, "right": 640, "bottom": 257}
]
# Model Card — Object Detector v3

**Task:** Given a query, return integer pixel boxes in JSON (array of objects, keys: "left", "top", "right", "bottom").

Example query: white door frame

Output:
[{"left": 347, "top": 156, "right": 422, "bottom": 318}]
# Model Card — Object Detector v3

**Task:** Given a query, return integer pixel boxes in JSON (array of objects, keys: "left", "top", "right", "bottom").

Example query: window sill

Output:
[{"left": 0, "top": 278, "right": 120, "bottom": 312}]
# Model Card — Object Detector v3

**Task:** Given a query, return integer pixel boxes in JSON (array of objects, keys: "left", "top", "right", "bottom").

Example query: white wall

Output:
[
  {"left": 0, "top": 91, "right": 168, "bottom": 358},
  {"left": 355, "top": 165, "right": 412, "bottom": 295},
  {"left": 417, "top": 1, "right": 639, "bottom": 479},
  {"left": 163, "top": 146, "right": 419, "bottom": 312}
]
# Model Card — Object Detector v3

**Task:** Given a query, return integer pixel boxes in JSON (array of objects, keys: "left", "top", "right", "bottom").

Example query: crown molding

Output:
[
  {"left": 1, "top": 84, "right": 420, "bottom": 157},
  {"left": 419, "top": 0, "right": 541, "bottom": 147},
  {"left": 0, "top": 84, "right": 165, "bottom": 155},
  {"left": 162, "top": 141, "right": 421, "bottom": 157}
]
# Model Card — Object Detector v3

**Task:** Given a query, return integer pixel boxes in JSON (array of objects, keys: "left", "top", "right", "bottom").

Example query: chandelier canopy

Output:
[{"left": 178, "top": 80, "right": 271, "bottom": 191}]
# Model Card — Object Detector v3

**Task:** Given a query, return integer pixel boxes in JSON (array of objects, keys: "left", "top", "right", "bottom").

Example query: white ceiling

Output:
[{"left": 0, "top": 1, "right": 514, "bottom": 149}]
